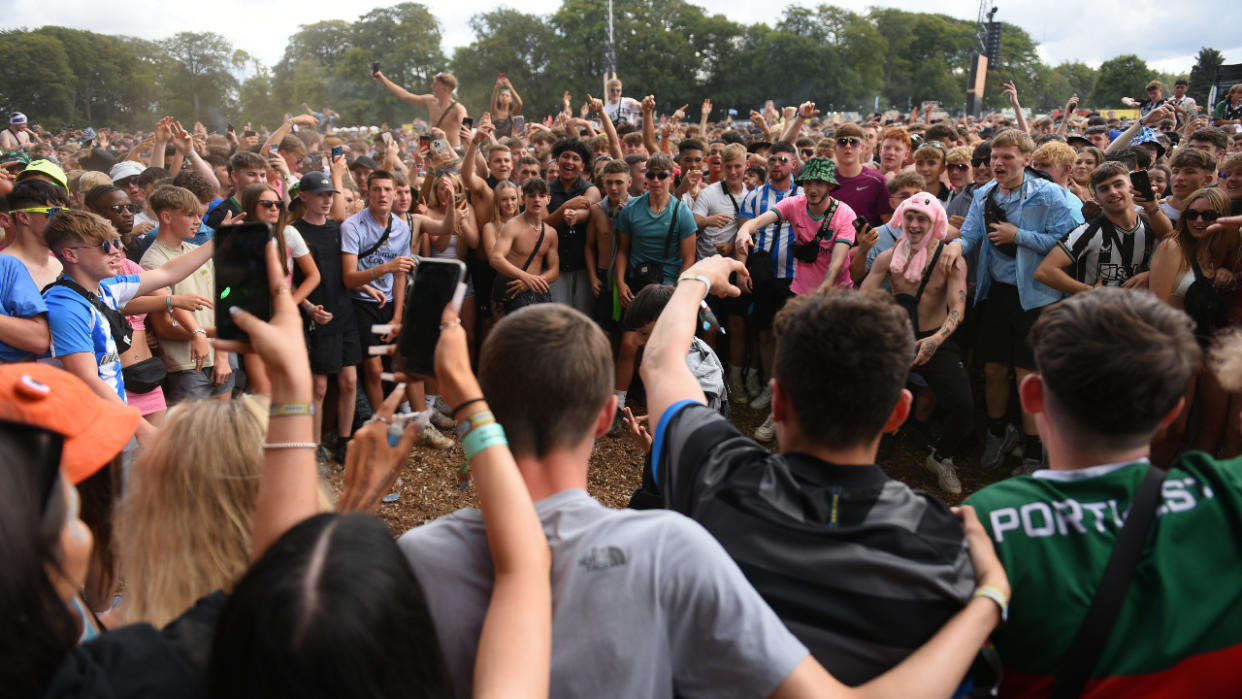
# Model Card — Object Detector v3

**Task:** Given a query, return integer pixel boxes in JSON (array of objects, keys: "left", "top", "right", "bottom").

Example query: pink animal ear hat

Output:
[{"left": 889, "top": 192, "right": 948, "bottom": 283}]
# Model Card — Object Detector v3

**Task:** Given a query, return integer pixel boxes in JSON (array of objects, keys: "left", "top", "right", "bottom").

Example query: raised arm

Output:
[
  {"left": 1056, "top": 94, "right": 1079, "bottom": 137},
  {"left": 1003, "top": 82, "right": 1029, "bottom": 134},
  {"left": 587, "top": 94, "right": 623, "bottom": 159},
  {"left": 170, "top": 120, "right": 221, "bottom": 192},
  {"left": 699, "top": 98, "right": 712, "bottom": 135},
  {"left": 137, "top": 239, "right": 214, "bottom": 296},
  {"left": 372, "top": 71, "right": 433, "bottom": 108},
  {"left": 641, "top": 95, "right": 660, "bottom": 156}
]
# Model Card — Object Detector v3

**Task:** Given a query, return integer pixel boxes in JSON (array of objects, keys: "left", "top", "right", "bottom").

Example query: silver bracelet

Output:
[{"left": 263, "top": 442, "right": 318, "bottom": 450}]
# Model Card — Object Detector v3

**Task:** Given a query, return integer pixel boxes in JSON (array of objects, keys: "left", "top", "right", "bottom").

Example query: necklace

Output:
[{"left": 649, "top": 196, "right": 669, "bottom": 216}]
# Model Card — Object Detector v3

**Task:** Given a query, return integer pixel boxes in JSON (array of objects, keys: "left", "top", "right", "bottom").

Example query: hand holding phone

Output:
[
  {"left": 214, "top": 222, "right": 275, "bottom": 342},
  {"left": 462, "top": 117, "right": 474, "bottom": 130},
  {"left": 371, "top": 62, "right": 381, "bottom": 77},
  {"left": 332, "top": 145, "right": 343, "bottom": 160},
  {"left": 512, "top": 115, "right": 525, "bottom": 133},
  {"left": 395, "top": 258, "right": 467, "bottom": 378},
  {"left": 1130, "top": 170, "right": 1153, "bottom": 202}
]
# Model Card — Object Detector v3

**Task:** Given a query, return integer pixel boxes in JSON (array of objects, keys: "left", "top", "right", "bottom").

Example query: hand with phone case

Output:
[
  {"left": 394, "top": 258, "right": 467, "bottom": 378},
  {"left": 214, "top": 222, "right": 275, "bottom": 343}
]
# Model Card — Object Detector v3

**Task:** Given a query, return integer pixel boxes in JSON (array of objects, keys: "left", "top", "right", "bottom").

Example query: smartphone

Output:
[
  {"left": 462, "top": 117, "right": 474, "bottom": 130},
  {"left": 431, "top": 139, "right": 450, "bottom": 159},
  {"left": 227, "top": 122, "right": 235, "bottom": 133},
  {"left": 214, "top": 222, "right": 275, "bottom": 342},
  {"left": 395, "top": 258, "right": 467, "bottom": 377},
  {"left": 243, "top": 130, "right": 257, "bottom": 138},
  {"left": 419, "top": 134, "right": 431, "bottom": 150},
  {"left": 1130, "top": 170, "right": 1153, "bottom": 201},
  {"left": 852, "top": 217, "right": 869, "bottom": 234},
  {"left": 512, "top": 115, "right": 525, "bottom": 133},
  {"left": 371, "top": 61, "right": 381, "bottom": 75},
  {"left": 331, "top": 145, "right": 343, "bottom": 160},
  {"left": 269, "top": 144, "right": 280, "bottom": 158}
]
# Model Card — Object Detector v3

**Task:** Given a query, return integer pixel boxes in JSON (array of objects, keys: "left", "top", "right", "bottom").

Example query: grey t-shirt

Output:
[{"left": 399, "top": 489, "right": 807, "bottom": 698}]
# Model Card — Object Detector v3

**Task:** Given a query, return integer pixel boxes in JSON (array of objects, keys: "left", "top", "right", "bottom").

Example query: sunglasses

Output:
[
  {"left": 107, "top": 203, "right": 142, "bottom": 215},
  {"left": 770, "top": 156, "right": 793, "bottom": 164},
  {"left": 609, "top": 89, "right": 621, "bottom": 93},
  {"left": 71, "top": 238, "right": 123, "bottom": 252},
  {"left": 836, "top": 137, "right": 861, "bottom": 148},
  {"left": 10, "top": 206, "right": 63, "bottom": 219},
  {"left": 257, "top": 200, "right": 285, "bottom": 210},
  {"left": 946, "top": 163, "right": 971, "bottom": 172},
  {"left": 800, "top": 149, "right": 814, "bottom": 157},
  {"left": 971, "top": 158, "right": 988, "bottom": 168},
  {"left": 645, "top": 171, "right": 672, "bottom": 180},
  {"left": 1183, "top": 209, "right": 1220, "bottom": 222}
]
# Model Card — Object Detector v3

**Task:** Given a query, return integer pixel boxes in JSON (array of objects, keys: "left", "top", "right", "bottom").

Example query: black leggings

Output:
[{"left": 911, "top": 336, "right": 973, "bottom": 460}]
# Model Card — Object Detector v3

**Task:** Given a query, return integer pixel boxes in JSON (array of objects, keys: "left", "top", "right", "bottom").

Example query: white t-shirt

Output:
[
  {"left": 691, "top": 181, "right": 745, "bottom": 260},
  {"left": 281, "top": 225, "right": 310, "bottom": 258},
  {"left": 604, "top": 97, "right": 642, "bottom": 126}
]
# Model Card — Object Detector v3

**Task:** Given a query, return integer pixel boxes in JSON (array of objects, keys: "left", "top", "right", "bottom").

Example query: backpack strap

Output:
[
  {"left": 433, "top": 101, "right": 459, "bottom": 130},
  {"left": 358, "top": 213, "right": 395, "bottom": 259},
  {"left": 520, "top": 222, "right": 545, "bottom": 272}
]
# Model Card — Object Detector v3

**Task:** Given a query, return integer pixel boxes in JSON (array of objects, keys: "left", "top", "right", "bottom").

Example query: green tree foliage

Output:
[
  {"left": 158, "top": 32, "right": 241, "bottom": 128},
  {"left": 0, "top": 30, "right": 75, "bottom": 129},
  {"left": 1189, "top": 47, "right": 1226, "bottom": 106},
  {"left": 450, "top": 9, "right": 563, "bottom": 119},
  {"left": 1088, "top": 54, "right": 1156, "bottom": 109}
]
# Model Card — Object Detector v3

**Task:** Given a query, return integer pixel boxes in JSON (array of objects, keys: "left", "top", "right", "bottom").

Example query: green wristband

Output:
[{"left": 463, "top": 422, "right": 508, "bottom": 461}]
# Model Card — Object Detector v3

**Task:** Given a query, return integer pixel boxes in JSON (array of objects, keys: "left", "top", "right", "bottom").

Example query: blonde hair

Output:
[
  {"left": 115, "top": 397, "right": 268, "bottom": 627},
  {"left": 1032, "top": 141, "right": 1078, "bottom": 167}
]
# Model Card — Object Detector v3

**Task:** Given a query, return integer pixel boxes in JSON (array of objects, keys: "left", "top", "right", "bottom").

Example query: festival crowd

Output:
[{"left": 3, "top": 62, "right": 1242, "bottom": 698}]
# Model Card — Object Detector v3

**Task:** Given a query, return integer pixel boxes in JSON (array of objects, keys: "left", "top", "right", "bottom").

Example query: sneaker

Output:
[
  {"left": 926, "top": 452, "right": 962, "bottom": 496},
  {"left": 728, "top": 374, "right": 748, "bottom": 405},
  {"left": 332, "top": 438, "right": 351, "bottom": 465},
  {"left": 745, "top": 368, "right": 763, "bottom": 398},
  {"left": 749, "top": 385, "right": 772, "bottom": 410},
  {"left": 419, "top": 424, "right": 454, "bottom": 450},
  {"left": 754, "top": 413, "right": 776, "bottom": 442},
  {"left": 430, "top": 410, "right": 456, "bottom": 430},
  {"left": 1012, "top": 457, "right": 1042, "bottom": 476},
  {"left": 980, "top": 425, "right": 1019, "bottom": 471},
  {"left": 606, "top": 407, "right": 626, "bottom": 438},
  {"left": 433, "top": 395, "right": 452, "bottom": 415}
]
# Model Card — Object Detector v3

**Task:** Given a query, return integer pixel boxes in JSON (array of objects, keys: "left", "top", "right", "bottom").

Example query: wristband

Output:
[
  {"left": 166, "top": 295, "right": 178, "bottom": 327},
  {"left": 191, "top": 328, "right": 207, "bottom": 337},
  {"left": 457, "top": 410, "right": 496, "bottom": 440},
  {"left": 973, "top": 585, "right": 1009, "bottom": 625},
  {"left": 462, "top": 422, "right": 507, "bottom": 461},
  {"left": 270, "top": 401, "right": 314, "bottom": 418},
  {"left": 677, "top": 273, "right": 711, "bottom": 296},
  {"left": 263, "top": 442, "right": 317, "bottom": 450}
]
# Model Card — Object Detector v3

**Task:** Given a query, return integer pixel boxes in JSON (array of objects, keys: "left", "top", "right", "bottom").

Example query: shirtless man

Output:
[
  {"left": 2, "top": 179, "right": 68, "bottom": 289},
  {"left": 490, "top": 177, "right": 559, "bottom": 317},
  {"left": 585, "top": 159, "right": 631, "bottom": 332},
  {"left": 862, "top": 192, "right": 971, "bottom": 496},
  {"left": 372, "top": 69, "right": 467, "bottom": 148}
]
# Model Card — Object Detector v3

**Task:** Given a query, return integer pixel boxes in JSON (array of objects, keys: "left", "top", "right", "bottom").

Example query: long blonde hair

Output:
[{"left": 115, "top": 396, "right": 268, "bottom": 627}]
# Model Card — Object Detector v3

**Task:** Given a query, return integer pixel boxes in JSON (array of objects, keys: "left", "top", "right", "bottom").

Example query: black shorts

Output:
[
  {"left": 353, "top": 300, "right": 396, "bottom": 351},
  {"left": 750, "top": 277, "right": 794, "bottom": 331},
  {"left": 591, "top": 269, "right": 618, "bottom": 330},
  {"left": 468, "top": 256, "right": 496, "bottom": 317},
  {"left": 706, "top": 290, "right": 749, "bottom": 320},
  {"left": 976, "top": 282, "right": 1043, "bottom": 370},
  {"left": 307, "top": 331, "right": 362, "bottom": 375}
]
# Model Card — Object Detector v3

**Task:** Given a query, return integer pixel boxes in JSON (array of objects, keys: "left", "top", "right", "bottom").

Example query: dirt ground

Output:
[{"left": 326, "top": 391, "right": 1014, "bottom": 535}]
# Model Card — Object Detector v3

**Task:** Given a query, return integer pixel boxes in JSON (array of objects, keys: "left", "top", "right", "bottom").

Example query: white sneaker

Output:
[
  {"left": 745, "top": 368, "right": 763, "bottom": 397},
  {"left": 749, "top": 385, "right": 772, "bottom": 410},
  {"left": 754, "top": 414, "right": 776, "bottom": 442},
  {"left": 926, "top": 452, "right": 962, "bottom": 496},
  {"left": 419, "top": 424, "right": 454, "bottom": 450}
]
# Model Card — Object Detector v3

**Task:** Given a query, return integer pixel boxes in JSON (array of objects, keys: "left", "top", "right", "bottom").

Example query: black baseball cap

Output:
[{"left": 298, "top": 171, "right": 338, "bottom": 194}]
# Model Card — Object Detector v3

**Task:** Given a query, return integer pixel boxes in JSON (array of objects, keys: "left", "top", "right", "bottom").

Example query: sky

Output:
[{"left": 6, "top": 0, "right": 1241, "bottom": 77}]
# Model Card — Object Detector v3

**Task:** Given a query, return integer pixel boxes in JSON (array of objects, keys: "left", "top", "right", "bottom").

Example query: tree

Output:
[
  {"left": 1053, "top": 62, "right": 1096, "bottom": 104},
  {"left": 0, "top": 30, "right": 75, "bottom": 129},
  {"left": 450, "top": 8, "right": 565, "bottom": 119},
  {"left": 158, "top": 32, "right": 241, "bottom": 128},
  {"left": 1188, "top": 47, "right": 1225, "bottom": 107},
  {"left": 1088, "top": 54, "right": 1155, "bottom": 109}
]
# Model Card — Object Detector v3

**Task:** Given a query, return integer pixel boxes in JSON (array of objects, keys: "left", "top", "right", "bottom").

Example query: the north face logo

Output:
[{"left": 578, "top": 546, "right": 627, "bottom": 571}]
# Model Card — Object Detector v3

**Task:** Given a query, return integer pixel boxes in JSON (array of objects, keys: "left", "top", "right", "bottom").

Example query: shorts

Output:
[
  {"left": 977, "top": 282, "right": 1043, "bottom": 370},
  {"left": 750, "top": 277, "right": 794, "bottom": 331},
  {"left": 164, "top": 366, "right": 236, "bottom": 404},
  {"left": 706, "top": 290, "right": 749, "bottom": 320},
  {"left": 308, "top": 331, "right": 362, "bottom": 375},
  {"left": 353, "top": 300, "right": 396, "bottom": 351},
  {"left": 591, "top": 268, "right": 618, "bottom": 330},
  {"left": 470, "top": 257, "right": 497, "bottom": 317}
]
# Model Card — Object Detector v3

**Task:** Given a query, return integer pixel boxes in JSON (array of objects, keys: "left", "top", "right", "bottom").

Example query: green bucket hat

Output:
[{"left": 795, "top": 156, "right": 838, "bottom": 188}]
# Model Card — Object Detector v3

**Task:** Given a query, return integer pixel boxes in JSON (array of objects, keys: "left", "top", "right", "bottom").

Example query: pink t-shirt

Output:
[{"left": 774, "top": 194, "right": 858, "bottom": 295}]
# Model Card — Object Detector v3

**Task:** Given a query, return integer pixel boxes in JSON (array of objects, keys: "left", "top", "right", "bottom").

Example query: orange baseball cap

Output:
[{"left": 0, "top": 364, "right": 140, "bottom": 483}]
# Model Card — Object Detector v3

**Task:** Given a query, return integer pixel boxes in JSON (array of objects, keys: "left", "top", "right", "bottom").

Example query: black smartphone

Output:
[
  {"left": 395, "top": 258, "right": 466, "bottom": 377},
  {"left": 243, "top": 129, "right": 256, "bottom": 138},
  {"left": 462, "top": 117, "right": 474, "bottom": 130},
  {"left": 227, "top": 122, "right": 235, "bottom": 133},
  {"left": 1130, "top": 170, "right": 1153, "bottom": 201},
  {"left": 853, "top": 217, "right": 869, "bottom": 234},
  {"left": 269, "top": 144, "right": 280, "bottom": 158},
  {"left": 331, "top": 145, "right": 343, "bottom": 160},
  {"left": 371, "top": 62, "right": 381, "bottom": 75},
  {"left": 214, "top": 222, "right": 274, "bottom": 342}
]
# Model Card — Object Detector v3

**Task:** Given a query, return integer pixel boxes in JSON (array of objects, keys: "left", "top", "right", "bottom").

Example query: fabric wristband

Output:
[
  {"left": 677, "top": 273, "right": 710, "bottom": 296},
  {"left": 462, "top": 422, "right": 507, "bottom": 461},
  {"left": 457, "top": 410, "right": 496, "bottom": 441},
  {"left": 973, "top": 585, "right": 1009, "bottom": 626},
  {"left": 271, "top": 401, "right": 315, "bottom": 418}
]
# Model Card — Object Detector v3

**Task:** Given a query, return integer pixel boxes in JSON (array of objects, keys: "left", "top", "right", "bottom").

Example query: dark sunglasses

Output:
[
  {"left": 836, "top": 137, "right": 861, "bottom": 148},
  {"left": 1183, "top": 209, "right": 1220, "bottom": 222},
  {"left": 770, "top": 156, "right": 792, "bottom": 164},
  {"left": 107, "top": 203, "right": 142, "bottom": 215},
  {"left": 946, "top": 163, "right": 971, "bottom": 172},
  {"left": 800, "top": 149, "right": 814, "bottom": 157},
  {"left": 71, "top": 238, "right": 124, "bottom": 252},
  {"left": 257, "top": 200, "right": 285, "bottom": 210},
  {"left": 644, "top": 171, "right": 672, "bottom": 180},
  {"left": 971, "top": 158, "right": 988, "bottom": 168}
]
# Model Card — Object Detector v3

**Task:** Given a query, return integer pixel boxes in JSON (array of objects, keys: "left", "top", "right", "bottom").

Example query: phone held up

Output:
[
  {"left": 394, "top": 258, "right": 467, "bottom": 378},
  {"left": 371, "top": 62, "right": 381, "bottom": 76},
  {"left": 462, "top": 117, "right": 474, "bottom": 130},
  {"left": 331, "top": 145, "right": 343, "bottom": 160},
  {"left": 512, "top": 115, "right": 525, "bottom": 133},
  {"left": 1129, "top": 170, "right": 1153, "bottom": 202},
  {"left": 214, "top": 222, "right": 275, "bottom": 343}
]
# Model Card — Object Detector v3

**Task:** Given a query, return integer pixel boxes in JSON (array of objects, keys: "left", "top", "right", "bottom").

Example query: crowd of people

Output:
[{"left": 3, "top": 62, "right": 1242, "bottom": 697}]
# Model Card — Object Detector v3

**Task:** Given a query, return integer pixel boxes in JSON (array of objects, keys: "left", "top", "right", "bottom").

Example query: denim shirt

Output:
[{"left": 959, "top": 175, "right": 1076, "bottom": 310}]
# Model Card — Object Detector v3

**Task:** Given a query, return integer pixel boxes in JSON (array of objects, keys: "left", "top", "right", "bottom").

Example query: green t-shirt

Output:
[{"left": 965, "top": 453, "right": 1242, "bottom": 696}]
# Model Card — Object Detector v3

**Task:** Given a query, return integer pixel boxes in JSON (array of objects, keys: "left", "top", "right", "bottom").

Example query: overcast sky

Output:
[{"left": 7, "top": 0, "right": 1241, "bottom": 76}]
